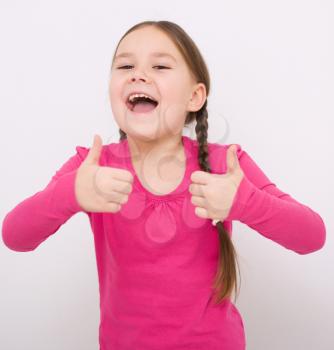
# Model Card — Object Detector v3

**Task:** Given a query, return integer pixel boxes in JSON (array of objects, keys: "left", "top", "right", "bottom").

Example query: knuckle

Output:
[
  {"left": 108, "top": 202, "right": 121, "bottom": 213},
  {"left": 124, "top": 183, "right": 132, "bottom": 193},
  {"left": 120, "top": 195, "right": 128, "bottom": 204},
  {"left": 127, "top": 173, "right": 134, "bottom": 183}
]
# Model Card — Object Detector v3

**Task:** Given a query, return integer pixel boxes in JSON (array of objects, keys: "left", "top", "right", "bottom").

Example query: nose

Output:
[
  {"left": 131, "top": 76, "right": 147, "bottom": 83},
  {"left": 129, "top": 68, "right": 151, "bottom": 83}
]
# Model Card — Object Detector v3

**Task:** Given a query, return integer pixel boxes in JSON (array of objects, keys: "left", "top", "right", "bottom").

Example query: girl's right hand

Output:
[{"left": 75, "top": 134, "right": 134, "bottom": 213}]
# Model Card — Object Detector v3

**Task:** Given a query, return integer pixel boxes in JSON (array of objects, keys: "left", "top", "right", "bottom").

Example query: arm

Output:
[
  {"left": 224, "top": 144, "right": 326, "bottom": 255},
  {"left": 1, "top": 146, "right": 89, "bottom": 252}
]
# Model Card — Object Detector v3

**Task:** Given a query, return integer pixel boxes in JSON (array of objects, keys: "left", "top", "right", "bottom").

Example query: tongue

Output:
[{"left": 133, "top": 101, "right": 156, "bottom": 113}]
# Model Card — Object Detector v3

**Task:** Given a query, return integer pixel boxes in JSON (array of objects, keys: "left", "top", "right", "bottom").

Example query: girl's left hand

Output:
[{"left": 189, "top": 145, "right": 245, "bottom": 222}]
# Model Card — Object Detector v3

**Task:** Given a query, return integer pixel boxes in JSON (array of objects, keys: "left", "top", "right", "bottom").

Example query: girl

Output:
[{"left": 2, "top": 20, "right": 326, "bottom": 350}]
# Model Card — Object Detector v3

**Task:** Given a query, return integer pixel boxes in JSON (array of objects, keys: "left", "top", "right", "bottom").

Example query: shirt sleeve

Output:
[
  {"left": 1, "top": 146, "right": 90, "bottom": 252},
  {"left": 224, "top": 144, "right": 326, "bottom": 255}
]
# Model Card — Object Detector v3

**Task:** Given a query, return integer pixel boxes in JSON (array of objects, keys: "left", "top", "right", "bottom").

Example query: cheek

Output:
[
  {"left": 156, "top": 101, "right": 187, "bottom": 136},
  {"left": 108, "top": 78, "right": 121, "bottom": 103},
  {"left": 160, "top": 77, "right": 190, "bottom": 113},
  {"left": 158, "top": 87, "right": 189, "bottom": 134},
  {"left": 108, "top": 79, "right": 127, "bottom": 126}
]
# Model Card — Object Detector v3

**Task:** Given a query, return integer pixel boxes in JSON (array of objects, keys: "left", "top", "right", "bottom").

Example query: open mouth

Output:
[{"left": 125, "top": 95, "right": 159, "bottom": 114}]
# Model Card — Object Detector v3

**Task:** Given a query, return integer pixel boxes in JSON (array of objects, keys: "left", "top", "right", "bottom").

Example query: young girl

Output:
[{"left": 2, "top": 20, "right": 326, "bottom": 350}]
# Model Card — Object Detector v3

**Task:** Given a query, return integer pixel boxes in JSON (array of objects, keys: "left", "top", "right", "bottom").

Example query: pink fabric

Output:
[{"left": 2, "top": 135, "right": 326, "bottom": 349}]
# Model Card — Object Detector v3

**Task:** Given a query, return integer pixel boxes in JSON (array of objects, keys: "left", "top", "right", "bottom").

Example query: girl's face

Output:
[{"left": 109, "top": 26, "right": 206, "bottom": 142}]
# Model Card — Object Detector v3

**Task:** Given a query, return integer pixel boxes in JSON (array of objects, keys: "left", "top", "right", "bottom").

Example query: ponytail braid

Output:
[{"left": 195, "top": 101, "right": 241, "bottom": 305}]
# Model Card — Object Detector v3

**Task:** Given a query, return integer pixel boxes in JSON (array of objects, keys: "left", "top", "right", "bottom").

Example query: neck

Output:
[{"left": 126, "top": 133, "right": 184, "bottom": 162}]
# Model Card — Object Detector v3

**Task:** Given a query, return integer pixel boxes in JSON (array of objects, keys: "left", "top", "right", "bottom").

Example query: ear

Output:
[{"left": 187, "top": 82, "right": 207, "bottom": 112}]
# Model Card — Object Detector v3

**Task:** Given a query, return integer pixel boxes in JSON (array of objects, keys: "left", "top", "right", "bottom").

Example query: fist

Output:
[
  {"left": 75, "top": 134, "right": 134, "bottom": 213},
  {"left": 189, "top": 144, "right": 244, "bottom": 222}
]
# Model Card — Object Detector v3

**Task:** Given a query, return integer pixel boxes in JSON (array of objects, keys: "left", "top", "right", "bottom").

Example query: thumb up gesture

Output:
[
  {"left": 75, "top": 134, "right": 134, "bottom": 213},
  {"left": 189, "top": 144, "right": 244, "bottom": 222}
]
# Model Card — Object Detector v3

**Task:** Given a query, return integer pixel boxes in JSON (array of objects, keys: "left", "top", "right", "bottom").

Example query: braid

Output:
[
  {"left": 194, "top": 101, "right": 241, "bottom": 305},
  {"left": 195, "top": 100, "right": 211, "bottom": 173}
]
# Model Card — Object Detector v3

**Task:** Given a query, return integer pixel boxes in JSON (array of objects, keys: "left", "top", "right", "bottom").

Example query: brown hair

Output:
[{"left": 110, "top": 20, "right": 241, "bottom": 305}]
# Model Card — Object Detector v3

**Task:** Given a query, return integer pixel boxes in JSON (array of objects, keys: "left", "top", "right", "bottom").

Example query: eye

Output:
[
  {"left": 153, "top": 65, "right": 170, "bottom": 70},
  {"left": 117, "top": 65, "right": 133, "bottom": 69}
]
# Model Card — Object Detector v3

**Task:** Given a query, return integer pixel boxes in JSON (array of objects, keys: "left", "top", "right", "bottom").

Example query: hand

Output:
[
  {"left": 75, "top": 134, "right": 134, "bottom": 213},
  {"left": 189, "top": 144, "right": 244, "bottom": 222}
]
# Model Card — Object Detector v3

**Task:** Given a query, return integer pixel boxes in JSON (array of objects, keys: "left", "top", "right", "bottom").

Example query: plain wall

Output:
[{"left": 0, "top": 1, "right": 333, "bottom": 349}]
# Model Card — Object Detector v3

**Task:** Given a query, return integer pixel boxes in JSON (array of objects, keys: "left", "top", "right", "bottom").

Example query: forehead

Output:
[
  {"left": 115, "top": 27, "right": 181, "bottom": 61},
  {"left": 114, "top": 51, "right": 177, "bottom": 63}
]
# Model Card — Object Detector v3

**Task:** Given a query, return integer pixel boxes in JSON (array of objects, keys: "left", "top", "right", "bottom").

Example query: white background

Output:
[{"left": 0, "top": 1, "right": 333, "bottom": 349}]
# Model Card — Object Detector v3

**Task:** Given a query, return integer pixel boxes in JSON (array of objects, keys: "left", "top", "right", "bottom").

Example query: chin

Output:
[{"left": 123, "top": 128, "right": 166, "bottom": 143}]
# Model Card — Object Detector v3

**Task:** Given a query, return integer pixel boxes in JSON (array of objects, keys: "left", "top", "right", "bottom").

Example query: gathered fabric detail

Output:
[{"left": 144, "top": 194, "right": 184, "bottom": 243}]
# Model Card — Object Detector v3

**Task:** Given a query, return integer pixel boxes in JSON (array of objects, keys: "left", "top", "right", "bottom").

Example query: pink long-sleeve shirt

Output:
[{"left": 2, "top": 135, "right": 326, "bottom": 350}]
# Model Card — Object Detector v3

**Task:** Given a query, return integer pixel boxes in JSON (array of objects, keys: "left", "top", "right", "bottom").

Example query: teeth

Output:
[{"left": 128, "top": 93, "right": 157, "bottom": 103}]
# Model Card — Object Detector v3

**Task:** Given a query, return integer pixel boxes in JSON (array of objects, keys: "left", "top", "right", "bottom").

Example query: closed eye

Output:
[
  {"left": 117, "top": 65, "right": 170, "bottom": 70},
  {"left": 154, "top": 65, "right": 170, "bottom": 70}
]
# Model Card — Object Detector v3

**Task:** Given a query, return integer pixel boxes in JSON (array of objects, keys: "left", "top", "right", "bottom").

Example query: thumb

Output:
[
  {"left": 85, "top": 134, "right": 103, "bottom": 165},
  {"left": 226, "top": 144, "right": 240, "bottom": 173}
]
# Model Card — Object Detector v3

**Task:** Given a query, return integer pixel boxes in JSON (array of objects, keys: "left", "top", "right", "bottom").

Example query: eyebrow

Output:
[{"left": 114, "top": 51, "right": 177, "bottom": 63}]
